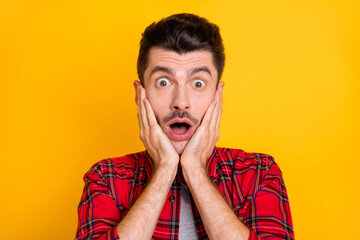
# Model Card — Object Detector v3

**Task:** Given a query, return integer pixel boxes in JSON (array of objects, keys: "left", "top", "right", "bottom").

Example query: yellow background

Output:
[{"left": 1, "top": 0, "right": 359, "bottom": 239}]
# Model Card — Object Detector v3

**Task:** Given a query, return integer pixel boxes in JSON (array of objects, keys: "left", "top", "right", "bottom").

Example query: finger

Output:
[
  {"left": 215, "top": 84, "right": 224, "bottom": 128},
  {"left": 143, "top": 98, "right": 158, "bottom": 128},
  {"left": 209, "top": 82, "right": 224, "bottom": 125},
  {"left": 201, "top": 98, "right": 217, "bottom": 128},
  {"left": 139, "top": 87, "right": 149, "bottom": 130},
  {"left": 137, "top": 95, "right": 146, "bottom": 144},
  {"left": 209, "top": 86, "right": 222, "bottom": 131},
  {"left": 135, "top": 82, "right": 144, "bottom": 131},
  {"left": 137, "top": 104, "right": 143, "bottom": 133},
  {"left": 137, "top": 85, "right": 150, "bottom": 144}
]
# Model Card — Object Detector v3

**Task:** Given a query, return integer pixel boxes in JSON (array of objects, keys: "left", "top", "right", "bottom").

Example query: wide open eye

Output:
[
  {"left": 156, "top": 78, "right": 170, "bottom": 87},
  {"left": 192, "top": 79, "right": 205, "bottom": 88}
]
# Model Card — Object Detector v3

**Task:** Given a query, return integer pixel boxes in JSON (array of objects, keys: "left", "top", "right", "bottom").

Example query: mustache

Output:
[{"left": 162, "top": 111, "right": 199, "bottom": 125}]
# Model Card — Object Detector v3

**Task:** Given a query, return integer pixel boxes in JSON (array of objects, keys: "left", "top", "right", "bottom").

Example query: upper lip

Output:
[{"left": 167, "top": 118, "right": 194, "bottom": 127}]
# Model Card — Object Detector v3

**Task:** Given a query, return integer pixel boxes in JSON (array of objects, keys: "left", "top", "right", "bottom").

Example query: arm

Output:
[
  {"left": 182, "top": 165, "right": 250, "bottom": 240},
  {"left": 181, "top": 82, "right": 250, "bottom": 240},
  {"left": 116, "top": 82, "right": 179, "bottom": 239},
  {"left": 183, "top": 156, "right": 294, "bottom": 240},
  {"left": 76, "top": 83, "right": 179, "bottom": 240},
  {"left": 242, "top": 160, "right": 294, "bottom": 239},
  {"left": 181, "top": 82, "right": 293, "bottom": 239},
  {"left": 116, "top": 162, "right": 177, "bottom": 239},
  {"left": 75, "top": 158, "right": 177, "bottom": 240},
  {"left": 75, "top": 162, "right": 124, "bottom": 240}
]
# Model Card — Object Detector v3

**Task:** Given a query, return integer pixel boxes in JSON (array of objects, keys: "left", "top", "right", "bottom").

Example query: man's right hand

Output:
[
  {"left": 134, "top": 81, "right": 179, "bottom": 172},
  {"left": 115, "top": 82, "right": 179, "bottom": 240}
]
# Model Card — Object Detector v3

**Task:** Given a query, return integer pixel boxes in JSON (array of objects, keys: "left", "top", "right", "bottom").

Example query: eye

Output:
[
  {"left": 192, "top": 79, "right": 205, "bottom": 88},
  {"left": 156, "top": 78, "right": 170, "bottom": 87}
]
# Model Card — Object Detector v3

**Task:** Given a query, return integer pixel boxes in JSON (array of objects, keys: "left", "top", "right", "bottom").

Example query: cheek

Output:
[{"left": 193, "top": 94, "right": 215, "bottom": 119}]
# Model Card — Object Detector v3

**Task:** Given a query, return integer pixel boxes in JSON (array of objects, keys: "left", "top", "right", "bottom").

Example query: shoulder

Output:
[
  {"left": 84, "top": 151, "right": 148, "bottom": 182},
  {"left": 216, "top": 147, "right": 276, "bottom": 169},
  {"left": 213, "top": 147, "right": 281, "bottom": 180},
  {"left": 213, "top": 147, "right": 283, "bottom": 196}
]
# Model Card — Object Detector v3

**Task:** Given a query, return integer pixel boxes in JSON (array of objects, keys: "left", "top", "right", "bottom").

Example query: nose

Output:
[{"left": 170, "top": 86, "right": 191, "bottom": 111}]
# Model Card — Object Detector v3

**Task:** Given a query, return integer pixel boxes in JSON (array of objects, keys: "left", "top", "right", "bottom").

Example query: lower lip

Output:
[{"left": 167, "top": 126, "right": 194, "bottom": 141}]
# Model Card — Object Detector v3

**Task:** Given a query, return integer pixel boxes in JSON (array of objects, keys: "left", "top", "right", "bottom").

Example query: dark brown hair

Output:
[{"left": 137, "top": 13, "right": 225, "bottom": 85}]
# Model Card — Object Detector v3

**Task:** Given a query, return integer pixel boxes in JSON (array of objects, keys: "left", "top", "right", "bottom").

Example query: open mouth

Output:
[
  {"left": 170, "top": 122, "right": 191, "bottom": 135},
  {"left": 166, "top": 118, "right": 194, "bottom": 141}
]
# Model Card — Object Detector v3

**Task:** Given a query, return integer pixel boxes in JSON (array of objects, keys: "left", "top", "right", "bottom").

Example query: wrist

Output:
[
  {"left": 181, "top": 162, "right": 208, "bottom": 184},
  {"left": 152, "top": 158, "right": 178, "bottom": 179},
  {"left": 180, "top": 155, "right": 205, "bottom": 172}
]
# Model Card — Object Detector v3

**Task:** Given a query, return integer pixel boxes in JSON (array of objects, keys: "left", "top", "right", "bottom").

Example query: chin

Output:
[{"left": 172, "top": 141, "right": 188, "bottom": 155}]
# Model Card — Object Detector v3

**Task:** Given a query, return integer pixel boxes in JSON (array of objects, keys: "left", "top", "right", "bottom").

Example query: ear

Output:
[
  {"left": 217, "top": 81, "right": 225, "bottom": 89},
  {"left": 133, "top": 80, "right": 141, "bottom": 105}
]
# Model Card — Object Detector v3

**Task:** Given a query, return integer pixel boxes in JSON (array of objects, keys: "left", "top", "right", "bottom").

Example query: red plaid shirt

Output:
[{"left": 76, "top": 147, "right": 294, "bottom": 239}]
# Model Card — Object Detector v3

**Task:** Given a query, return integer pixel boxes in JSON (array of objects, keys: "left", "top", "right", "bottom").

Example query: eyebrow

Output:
[
  {"left": 189, "top": 67, "right": 212, "bottom": 77},
  {"left": 150, "top": 66, "right": 212, "bottom": 78},
  {"left": 150, "top": 66, "right": 175, "bottom": 77}
]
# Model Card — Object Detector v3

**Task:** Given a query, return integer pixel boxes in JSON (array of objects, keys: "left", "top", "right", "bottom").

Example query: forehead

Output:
[{"left": 145, "top": 48, "right": 218, "bottom": 78}]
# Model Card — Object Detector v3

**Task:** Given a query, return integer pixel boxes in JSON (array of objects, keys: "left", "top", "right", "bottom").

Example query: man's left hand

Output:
[{"left": 180, "top": 82, "right": 224, "bottom": 172}]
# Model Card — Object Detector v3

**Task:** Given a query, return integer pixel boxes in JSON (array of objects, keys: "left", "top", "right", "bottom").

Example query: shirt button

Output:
[{"left": 169, "top": 196, "right": 175, "bottom": 203}]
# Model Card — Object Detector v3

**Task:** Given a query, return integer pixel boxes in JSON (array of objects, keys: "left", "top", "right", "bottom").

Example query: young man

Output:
[{"left": 76, "top": 14, "right": 294, "bottom": 240}]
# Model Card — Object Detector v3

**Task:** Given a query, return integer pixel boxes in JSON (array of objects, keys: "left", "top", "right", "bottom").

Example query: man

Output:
[{"left": 75, "top": 13, "right": 294, "bottom": 240}]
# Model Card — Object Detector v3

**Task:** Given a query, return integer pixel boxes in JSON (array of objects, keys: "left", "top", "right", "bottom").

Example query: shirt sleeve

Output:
[
  {"left": 243, "top": 161, "right": 294, "bottom": 240},
  {"left": 75, "top": 163, "right": 122, "bottom": 240}
]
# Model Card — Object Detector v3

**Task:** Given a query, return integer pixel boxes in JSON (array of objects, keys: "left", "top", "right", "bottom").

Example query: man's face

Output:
[{"left": 142, "top": 47, "right": 219, "bottom": 154}]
